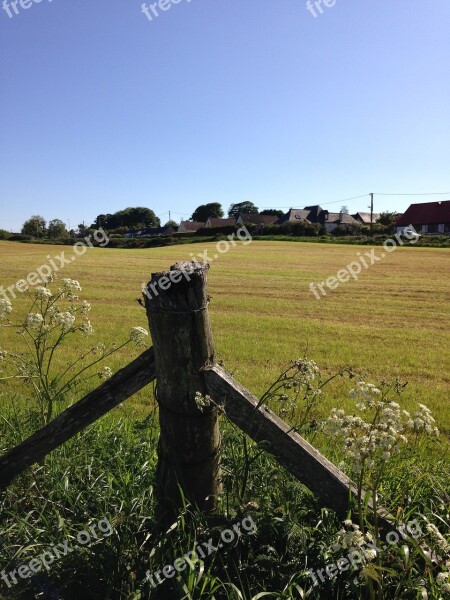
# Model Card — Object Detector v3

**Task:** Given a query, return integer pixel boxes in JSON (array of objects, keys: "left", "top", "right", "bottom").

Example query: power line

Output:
[{"left": 374, "top": 192, "right": 450, "bottom": 196}]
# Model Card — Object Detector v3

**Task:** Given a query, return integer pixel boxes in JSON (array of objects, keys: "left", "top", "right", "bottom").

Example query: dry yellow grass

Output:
[{"left": 0, "top": 239, "right": 449, "bottom": 431}]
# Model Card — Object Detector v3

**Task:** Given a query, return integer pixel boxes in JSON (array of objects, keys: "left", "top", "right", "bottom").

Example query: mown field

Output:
[{"left": 0, "top": 238, "right": 449, "bottom": 431}]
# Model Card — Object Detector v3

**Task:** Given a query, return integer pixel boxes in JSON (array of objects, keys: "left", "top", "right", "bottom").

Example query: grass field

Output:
[{"left": 0, "top": 238, "right": 449, "bottom": 432}]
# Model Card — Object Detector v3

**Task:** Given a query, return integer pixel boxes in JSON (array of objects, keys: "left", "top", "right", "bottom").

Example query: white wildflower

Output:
[
  {"left": 350, "top": 381, "right": 381, "bottom": 410},
  {"left": 39, "top": 272, "right": 55, "bottom": 284},
  {"left": 0, "top": 349, "right": 7, "bottom": 360},
  {"left": 35, "top": 286, "right": 52, "bottom": 299},
  {"left": 343, "top": 519, "right": 353, "bottom": 527},
  {"left": 54, "top": 311, "right": 76, "bottom": 330},
  {"left": 61, "top": 278, "right": 81, "bottom": 291},
  {"left": 294, "top": 358, "right": 319, "bottom": 382},
  {"left": 25, "top": 313, "right": 44, "bottom": 328},
  {"left": 0, "top": 299, "right": 12, "bottom": 318},
  {"left": 79, "top": 301, "right": 91, "bottom": 314},
  {"left": 130, "top": 326, "right": 149, "bottom": 346},
  {"left": 79, "top": 320, "right": 93, "bottom": 335},
  {"left": 426, "top": 523, "right": 450, "bottom": 551},
  {"left": 98, "top": 366, "right": 112, "bottom": 380},
  {"left": 195, "top": 391, "right": 212, "bottom": 412}
]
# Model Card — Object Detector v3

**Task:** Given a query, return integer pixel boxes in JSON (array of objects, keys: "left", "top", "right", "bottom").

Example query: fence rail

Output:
[{"left": 0, "top": 347, "right": 155, "bottom": 490}]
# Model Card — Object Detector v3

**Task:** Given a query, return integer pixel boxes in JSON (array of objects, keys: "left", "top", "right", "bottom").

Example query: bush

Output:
[
  {"left": 196, "top": 226, "right": 237, "bottom": 236},
  {"left": 8, "top": 233, "right": 34, "bottom": 241},
  {"left": 0, "top": 229, "right": 11, "bottom": 240}
]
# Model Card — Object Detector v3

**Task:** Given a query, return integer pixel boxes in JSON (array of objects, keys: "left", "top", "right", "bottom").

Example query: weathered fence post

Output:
[{"left": 144, "top": 261, "right": 222, "bottom": 513}]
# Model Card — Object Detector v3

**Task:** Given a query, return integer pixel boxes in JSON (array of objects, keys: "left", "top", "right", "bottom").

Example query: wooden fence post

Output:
[{"left": 144, "top": 261, "right": 221, "bottom": 513}]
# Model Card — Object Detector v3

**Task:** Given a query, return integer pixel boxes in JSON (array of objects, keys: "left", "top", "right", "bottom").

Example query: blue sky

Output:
[{"left": 1, "top": 0, "right": 449, "bottom": 231}]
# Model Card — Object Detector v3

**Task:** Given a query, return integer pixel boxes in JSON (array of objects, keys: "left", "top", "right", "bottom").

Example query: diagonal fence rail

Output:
[{"left": 0, "top": 347, "right": 155, "bottom": 490}]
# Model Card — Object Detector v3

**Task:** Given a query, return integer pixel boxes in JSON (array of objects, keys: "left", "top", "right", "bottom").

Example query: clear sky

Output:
[{"left": 1, "top": 0, "right": 449, "bottom": 231}]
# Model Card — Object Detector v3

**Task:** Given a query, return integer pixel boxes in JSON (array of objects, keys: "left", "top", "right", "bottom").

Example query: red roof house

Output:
[{"left": 396, "top": 200, "right": 450, "bottom": 234}]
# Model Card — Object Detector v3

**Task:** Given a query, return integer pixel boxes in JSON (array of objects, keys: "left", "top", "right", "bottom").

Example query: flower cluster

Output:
[
  {"left": 130, "top": 326, "right": 149, "bottom": 346},
  {"left": 324, "top": 381, "right": 438, "bottom": 474},
  {"left": 411, "top": 404, "right": 439, "bottom": 436},
  {"left": 194, "top": 391, "right": 212, "bottom": 412},
  {"left": 52, "top": 311, "right": 76, "bottom": 330},
  {"left": 61, "top": 278, "right": 82, "bottom": 291},
  {"left": 98, "top": 366, "right": 113, "bottom": 380},
  {"left": 349, "top": 381, "right": 381, "bottom": 410},
  {"left": 0, "top": 299, "right": 12, "bottom": 318},
  {"left": 332, "top": 520, "right": 376, "bottom": 560},
  {"left": 79, "top": 320, "right": 94, "bottom": 335},
  {"left": 436, "top": 561, "right": 450, "bottom": 594},
  {"left": 426, "top": 524, "right": 450, "bottom": 553},
  {"left": 25, "top": 312, "right": 44, "bottom": 329},
  {"left": 295, "top": 358, "right": 319, "bottom": 383},
  {"left": 35, "top": 286, "right": 52, "bottom": 299}
]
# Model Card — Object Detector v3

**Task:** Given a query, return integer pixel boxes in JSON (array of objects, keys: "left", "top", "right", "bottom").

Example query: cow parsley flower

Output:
[
  {"left": 0, "top": 299, "right": 12, "bottom": 318},
  {"left": 61, "top": 278, "right": 81, "bottom": 291},
  {"left": 426, "top": 523, "right": 449, "bottom": 551},
  {"left": 130, "top": 326, "right": 149, "bottom": 346},
  {"left": 54, "top": 311, "right": 76, "bottom": 330},
  {"left": 40, "top": 272, "right": 55, "bottom": 284},
  {"left": 350, "top": 381, "right": 381, "bottom": 410},
  {"left": 410, "top": 404, "right": 439, "bottom": 436},
  {"left": 294, "top": 358, "right": 319, "bottom": 382},
  {"left": 79, "top": 301, "right": 91, "bottom": 314},
  {"left": 195, "top": 391, "right": 212, "bottom": 412},
  {"left": 98, "top": 366, "right": 112, "bottom": 380},
  {"left": 79, "top": 320, "right": 94, "bottom": 335},
  {"left": 25, "top": 313, "right": 44, "bottom": 328},
  {"left": 35, "top": 286, "right": 52, "bottom": 299}
]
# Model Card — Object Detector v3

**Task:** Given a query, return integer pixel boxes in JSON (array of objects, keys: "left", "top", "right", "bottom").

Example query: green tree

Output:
[
  {"left": 164, "top": 220, "right": 179, "bottom": 228},
  {"left": 91, "top": 208, "right": 160, "bottom": 230},
  {"left": 22, "top": 215, "right": 46, "bottom": 238},
  {"left": 260, "top": 209, "right": 283, "bottom": 217},
  {"left": 378, "top": 211, "right": 397, "bottom": 227},
  {"left": 78, "top": 223, "right": 88, "bottom": 237},
  {"left": 47, "top": 219, "right": 68, "bottom": 239},
  {"left": 191, "top": 203, "right": 224, "bottom": 222},
  {"left": 228, "top": 201, "right": 258, "bottom": 219}
]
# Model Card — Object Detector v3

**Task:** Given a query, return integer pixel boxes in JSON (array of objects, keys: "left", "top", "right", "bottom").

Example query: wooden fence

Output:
[{"left": 0, "top": 261, "right": 394, "bottom": 532}]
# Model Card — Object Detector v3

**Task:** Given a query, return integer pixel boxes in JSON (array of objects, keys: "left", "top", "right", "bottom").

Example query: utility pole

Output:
[
  {"left": 169, "top": 210, "right": 171, "bottom": 223},
  {"left": 370, "top": 193, "right": 374, "bottom": 235}
]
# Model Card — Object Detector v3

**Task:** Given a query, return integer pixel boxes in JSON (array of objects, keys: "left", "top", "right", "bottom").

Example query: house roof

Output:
[
  {"left": 238, "top": 213, "right": 278, "bottom": 225},
  {"left": 396, "top": 201, "right": 450, "bottom": 226},
  {"left": 303, "top": 205, "right": 324, "bottom": 222},
  {"left": 325, "top": 212, "right": 358, "bottom": 225},
  {"left": 206, "top": 218, "right": 236, "bottom": 227},
  {"left": 280, "top": 209, "right": 312, "bottom": 223},
  {"left": 352, "top": 212, "right": 381, "bottom": 224},
  {"left": 179, "top": 221, "right": 204, "bottom": 232}
]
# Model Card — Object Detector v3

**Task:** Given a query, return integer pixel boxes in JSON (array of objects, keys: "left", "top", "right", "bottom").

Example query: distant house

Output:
[
  {"left": 278, "top": 206, "right": 328, "bottom": 225},
  {"left": 205, "top": 217, "right": 237, "bottom": 228},
  {"left": 352, "top": 212, "right": 380, "bottom": 225},
  {"left": 323, "top": 211, "right": 359, "bottom": 233},
  {"left": 277, "top": 209, "right": 312, "bottom": 224},
  {"left": 178, "top": 221, "right": 204, "bottom": 233},
  {"left": 236, "top": 213, "right": 278, "bottom": 226},
  {"left": 396, "top": 200, "right": 450, "bottom": 234}
]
